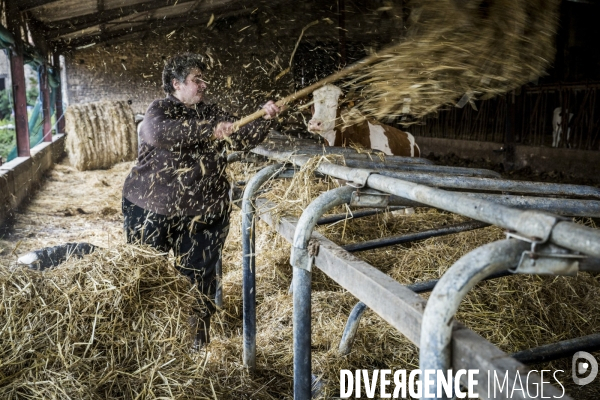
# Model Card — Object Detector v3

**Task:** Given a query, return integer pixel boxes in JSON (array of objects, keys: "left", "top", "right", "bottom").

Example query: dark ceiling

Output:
[{"left": 16, "top": 0, "right": 277, "bottom": 51}]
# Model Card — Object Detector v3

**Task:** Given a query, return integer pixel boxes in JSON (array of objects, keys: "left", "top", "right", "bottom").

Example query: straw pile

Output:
[
  {"left": 65, "top": 101, "right": 137, "bottom": 171},
  {"left": 344, "top": 0, "right": 560, "bottom": 122},
  {"left": 0, "top": 244, "right": 208, "bottom": 399},
  {"left": 1, "top": 156, "right": 600, "bottom": 398}
]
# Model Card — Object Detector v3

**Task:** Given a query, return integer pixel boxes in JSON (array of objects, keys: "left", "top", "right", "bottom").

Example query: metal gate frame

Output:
[{"left": 236, "top": 139, "right": 600, "bottom": 399}]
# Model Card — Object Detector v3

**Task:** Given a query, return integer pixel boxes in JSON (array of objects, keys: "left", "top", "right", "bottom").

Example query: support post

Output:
[
  {"left": 6, "top": 5, "right": 30, "bottom": 157},
  {"left": 52, "top": 53, "right": 65, "bottom": 134},
  {"left": 290, "top": 186, "right": 355, "bottom": 399},
  {"left": 241, "top": 163, "right": 286, "bottom": 370},
  {"left": 40, "top": 65, "right": 52, "bottom": 142}
]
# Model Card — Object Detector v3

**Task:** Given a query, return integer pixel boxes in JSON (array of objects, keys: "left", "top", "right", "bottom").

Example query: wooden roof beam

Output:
[
  {"left": 46, "top": 0, "right": 187, "bottom": 38},
  {"left": 18, "top": 0, "right": 61, "bottom": 12},
  {"left": 56, "top": 6, "right": 251, "bottom": 50}
]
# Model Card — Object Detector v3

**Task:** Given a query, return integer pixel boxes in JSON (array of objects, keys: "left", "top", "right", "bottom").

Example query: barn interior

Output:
[{"left": 2, "top": 0, "right": 600, "bottom": 399}]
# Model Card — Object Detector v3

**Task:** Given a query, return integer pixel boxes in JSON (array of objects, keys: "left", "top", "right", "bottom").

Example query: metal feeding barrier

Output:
[{"left": 234, "top": 134, "right": 600, "bottom": 400}]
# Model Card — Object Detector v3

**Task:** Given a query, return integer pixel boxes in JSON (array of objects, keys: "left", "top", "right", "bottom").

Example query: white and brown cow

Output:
[{"left": 307, "top": 84, "right": 420, "bottom": 157}]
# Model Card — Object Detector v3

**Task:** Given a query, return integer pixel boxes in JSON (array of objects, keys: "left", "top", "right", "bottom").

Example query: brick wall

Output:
[{"left": 63, "top": 0, "right": 403, "bottom": 115}]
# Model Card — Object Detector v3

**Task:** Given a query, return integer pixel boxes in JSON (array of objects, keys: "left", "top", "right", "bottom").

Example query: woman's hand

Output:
[
  {"left": 213, "top": 122, "right": 234, "bottom": 140},
  {"left": 262, "top": 101, "right": 280, "bottom": 120}
]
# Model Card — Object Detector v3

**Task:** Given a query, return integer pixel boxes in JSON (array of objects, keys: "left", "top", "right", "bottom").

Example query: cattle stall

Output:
[{"left": 235, "top": 133, "right": 600, "bottom": 399}]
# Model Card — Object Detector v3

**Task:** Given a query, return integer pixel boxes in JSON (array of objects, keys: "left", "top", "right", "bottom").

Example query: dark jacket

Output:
[{"left": 123, "top": 95, "right": 270, "bottom": 220}]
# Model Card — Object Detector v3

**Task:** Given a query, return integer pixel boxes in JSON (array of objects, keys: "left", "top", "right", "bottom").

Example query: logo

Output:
[{"left": 572, "top": 351, "right": 598, "bottom": 386}]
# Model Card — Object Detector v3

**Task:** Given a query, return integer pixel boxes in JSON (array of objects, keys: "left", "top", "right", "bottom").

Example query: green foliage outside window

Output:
[
  {"left": 0, "top": 119, "right": 15, "bottom": 162},
  {"left": 0, "top": 88, "right": 12, "bottom": 120}
]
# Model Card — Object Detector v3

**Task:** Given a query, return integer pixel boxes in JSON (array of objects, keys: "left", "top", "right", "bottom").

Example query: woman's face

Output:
[{"left": 173, "top": 68, "right": 208, "bottom": 107}]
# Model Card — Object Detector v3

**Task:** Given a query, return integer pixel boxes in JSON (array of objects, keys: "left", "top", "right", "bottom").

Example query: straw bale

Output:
[
  {"left": 344, "top": 0, "right": 560, "bottom": 123},
  {"left": 65, "top": 101, "right": 137, "bottom": 171}
]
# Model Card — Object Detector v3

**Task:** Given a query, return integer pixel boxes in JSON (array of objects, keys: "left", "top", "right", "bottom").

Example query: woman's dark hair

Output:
[{"left": 162, "top": 53, "right": 207, "bottom": 94}]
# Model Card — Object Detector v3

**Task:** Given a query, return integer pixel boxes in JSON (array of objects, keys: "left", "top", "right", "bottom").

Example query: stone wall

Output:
[{"left": 62, "top": 0, "right": 404, "bottom": 115}]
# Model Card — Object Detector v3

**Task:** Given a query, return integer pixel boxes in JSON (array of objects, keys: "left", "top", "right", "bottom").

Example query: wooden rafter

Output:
[
  {"left": 46, "top": 0, "right": 197, "bottom": 39},
  {"left": 56, "top": 5, "right": 252, "bottom": 50},
  {"left": 18, "top": 0, "right": 60, "bottom": 12}
]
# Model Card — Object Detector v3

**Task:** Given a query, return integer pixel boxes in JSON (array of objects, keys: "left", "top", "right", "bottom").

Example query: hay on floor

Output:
[
  {"left": 1, "top": 156, "right": 599, "bottom": 399},
  {"left": 0, "top": 244, "right": 208, "bottom": 399}
]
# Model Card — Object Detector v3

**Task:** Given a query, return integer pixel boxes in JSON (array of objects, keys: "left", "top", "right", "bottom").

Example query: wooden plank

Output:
[
  {"left": 18, "top": 0, "right": 60, "bottom": 12},
  {"left": 253, "top": 197, "right": 570, "bottom": 399},
  {"left": 46, "top": 0, "right": 196, "bottom": 38},
  {"left": 28, "top": 0, "right": 97, "bottom": 22},
  {"left": 56, "top": 4, "right": 251, "bottom": 48}
]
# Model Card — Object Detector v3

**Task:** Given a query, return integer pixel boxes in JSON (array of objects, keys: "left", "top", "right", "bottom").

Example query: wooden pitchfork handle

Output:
[{"left": 231, "top": 46, "right": 396, "bottom": 131}]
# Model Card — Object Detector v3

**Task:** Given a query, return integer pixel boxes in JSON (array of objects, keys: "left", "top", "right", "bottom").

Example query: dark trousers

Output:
[{"left": 122, "top": 197, "right": 229, "bottom": 316}]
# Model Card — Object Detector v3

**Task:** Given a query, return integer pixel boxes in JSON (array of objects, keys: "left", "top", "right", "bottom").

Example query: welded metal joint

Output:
[
  {"left": 507, "top": 230, "right": 585, "bottom": 276},
  {"left": 349, "top": 188, "right": 390, "bottom": 208},
  {"left": 344, "top": 168, "right": 376, "bottom": 188},
  {"left": 506, "top": 211, "right": 563, "bottom": 244},
  {"left": 291, "top": 247, "right": 312, "bottom": 272}
]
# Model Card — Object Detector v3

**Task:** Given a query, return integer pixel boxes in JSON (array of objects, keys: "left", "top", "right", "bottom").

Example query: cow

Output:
[
  {"left": 552, "top": 107, "right": 574, "bottom": 148},
  {"left": 307, "top": 84, "right": 420, "bottom": 157}
]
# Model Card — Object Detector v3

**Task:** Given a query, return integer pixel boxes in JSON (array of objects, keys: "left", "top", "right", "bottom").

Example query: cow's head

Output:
[{"left": 307, "top": 84, "right": 343, "bottom": 136}]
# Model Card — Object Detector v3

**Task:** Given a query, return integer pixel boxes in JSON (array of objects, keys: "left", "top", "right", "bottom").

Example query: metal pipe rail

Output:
[
  {"left": 512, "top": 333, "right": 600, "bottom": 364},
  {"left": 420, "top": 239, "right": 530, "bottom": 399},
  {"left": 257, "top": 138, "right": 435, "bottom": 165},
  {"left": 253, "top": 145, "right": 500, "bottom": 178},
  {"left": 376, "top": 170, "right": 600, "bottom": 199},
  {"left": 419, "top": 239, "right": 600, "bottom": 399},
  {"left": 251, "top": 195, "right": 569, "bottom": 400},
  {"left": 338, "top": 269, "right": 512, "bottom": 356},
  {"left": 239, "top": 156, "right": 599, "bottom": 398},
  {"left": 370, "top": 194, "right": 600, "bottom": 218},
  {"left": 256, "top": 152, "right": 600, "bottom": 258},
  {"left": 241, "top": 163, "right": 287, "bottom": 369},
  {"left": 315, "top": 206, "right": 408, "bottom": 225},
  {"left": 341, "top": 220, "right": 490, "bottom": 253},
  {"left": 344, "top": 159, "right": 502, "bottom": 178},
  {"left": 290, "top": 186, "right": 356, "bottom": 399}
]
